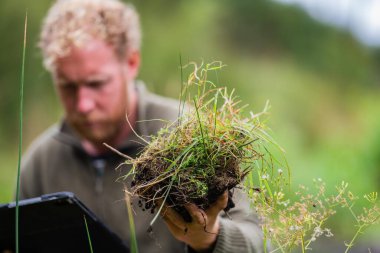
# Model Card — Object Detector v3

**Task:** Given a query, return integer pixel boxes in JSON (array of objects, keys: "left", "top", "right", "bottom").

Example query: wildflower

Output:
[
  {"left": 275, "top": 191, "right": 284, "bottom": 200},
  {"left": 289, "top": 225, "right": 301, "bottom": 231},
  {"left": 313, "top": 226, "right": 323, "bottom": 237},
  {"left": 325, "top": 228, "right": 333, "bottom": 237},
  {"left": 281, "top": 200, "right": 290, "bottom": 207}
]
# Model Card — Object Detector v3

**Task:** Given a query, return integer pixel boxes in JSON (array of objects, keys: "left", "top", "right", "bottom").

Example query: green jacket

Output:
[{"left": 20, "top": 82, "right": 264, "bottom": 253}]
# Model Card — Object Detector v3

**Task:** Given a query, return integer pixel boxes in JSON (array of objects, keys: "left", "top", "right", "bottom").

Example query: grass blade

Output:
[
  {"left": 125, "top": 193, "right": 139, "bottom": 253},
  {"left": 83, "top": 215, "right": 94, "bottom": 253},
  {"left": 178, "top": 53, "right": 184, "bottom": 123},
  {"left": 193, "top": 97, "right": 207, "bottom": 154},
  {"left": 15, "top": 12, "right": 27, "bottom": 253}
]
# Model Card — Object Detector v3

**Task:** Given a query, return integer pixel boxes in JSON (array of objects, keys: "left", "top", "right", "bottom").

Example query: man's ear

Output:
[{"left": 125, "top": 50, "right": 140, "bottom": 80}]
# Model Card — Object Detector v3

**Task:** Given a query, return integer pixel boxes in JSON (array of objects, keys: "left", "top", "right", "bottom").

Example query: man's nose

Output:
[{"left": 76, "top": 86, "right": 95, "bottom": 114}]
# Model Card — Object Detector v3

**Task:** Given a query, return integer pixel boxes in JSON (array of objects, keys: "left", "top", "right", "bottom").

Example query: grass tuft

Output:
[{"left": 124, "top": 61, "right": 285, "bottom": 222}]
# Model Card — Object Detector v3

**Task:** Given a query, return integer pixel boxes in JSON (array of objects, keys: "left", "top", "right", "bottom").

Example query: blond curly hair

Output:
[{"left": 39, "top": 0, "right": 141, "bottom": 71}]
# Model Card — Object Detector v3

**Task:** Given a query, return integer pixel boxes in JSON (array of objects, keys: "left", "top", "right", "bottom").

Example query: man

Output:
[{"left": 20, "top": 0, "right": 264, "bottom": 252}]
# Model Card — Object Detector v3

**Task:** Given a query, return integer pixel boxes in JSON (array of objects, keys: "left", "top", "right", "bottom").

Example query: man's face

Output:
[{"left": 54, "top": 40, "right": 138, "bottom": 144}]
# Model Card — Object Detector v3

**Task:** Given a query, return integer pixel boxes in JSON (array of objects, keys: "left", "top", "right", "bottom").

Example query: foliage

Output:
[
  {"left": 248, "top": 173, "right": 380, "bottom": 252},
  {"left": 219, "top": 0, "right": 377, "bottom": 87}
]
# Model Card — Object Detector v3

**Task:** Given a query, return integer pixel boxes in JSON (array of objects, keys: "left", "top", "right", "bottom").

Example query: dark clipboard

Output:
[{"left": 0, "top": 192, "right": 129, "bottom": 253}]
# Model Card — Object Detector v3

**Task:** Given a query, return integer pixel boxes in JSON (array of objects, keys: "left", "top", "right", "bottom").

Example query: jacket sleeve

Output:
[
  {"left": 213, "top": 216, "right": 263, "bottom": 253},
  {"left": 211, "top": 189, "right": 264, "bottom": 253}
]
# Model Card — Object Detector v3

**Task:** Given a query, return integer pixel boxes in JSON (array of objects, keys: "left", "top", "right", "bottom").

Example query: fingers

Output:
[
  {"left": 160, "top": 191, "right": 229, "bottom": 231},
  {"left": 206, "top": 191, "right": 228, "bottom": 217},
  {"left": 161, "top": 203, "right": 187, "bottom": 230},
  {"left": 185, "top": 203, "right": 207, "bottom": 227},
  {"left": 162, "top": 204, "right": 219, "bottom": 250},
  {"left": 163, "top": 214, "right": 188, "bottom": 235}
]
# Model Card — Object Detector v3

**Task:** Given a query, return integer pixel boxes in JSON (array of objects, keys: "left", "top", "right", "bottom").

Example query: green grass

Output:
[
  {"left": 125, "top": 193, "right": 139, "bottom": 253},
  {"left": 14, "top": 13, "right": 27, "bottom": 253},
  {"left": 83, "top": 215, "right": 94, "bottom": 253}
]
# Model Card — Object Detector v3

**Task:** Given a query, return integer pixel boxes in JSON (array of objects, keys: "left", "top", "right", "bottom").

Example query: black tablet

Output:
[{"left": 0, "top": 192, "right": 129, "bottom": 253}]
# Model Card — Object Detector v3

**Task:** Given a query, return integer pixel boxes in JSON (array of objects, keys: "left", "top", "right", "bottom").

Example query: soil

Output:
[{"left": 131, "top": 151, "right": 245, "bottom": 222}]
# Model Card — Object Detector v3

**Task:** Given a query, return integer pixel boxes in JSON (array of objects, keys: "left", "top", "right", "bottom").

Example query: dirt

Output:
[{"left": 130, "top": 151, "right": 246, "bottom": 222}]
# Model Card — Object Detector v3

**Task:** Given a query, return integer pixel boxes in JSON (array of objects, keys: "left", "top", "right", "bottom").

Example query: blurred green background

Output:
[{"left": 1, "top": 0, "right": 379, "bottom": 250}]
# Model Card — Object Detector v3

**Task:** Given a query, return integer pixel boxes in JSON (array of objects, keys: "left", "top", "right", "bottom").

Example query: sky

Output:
[{"left": 275, "top": 0, "right": 380, "bottom": 47}]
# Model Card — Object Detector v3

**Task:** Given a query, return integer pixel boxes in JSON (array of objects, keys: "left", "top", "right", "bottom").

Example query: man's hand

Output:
[{"left": 161, "top": 191, "right": 228, "bottom": 252}]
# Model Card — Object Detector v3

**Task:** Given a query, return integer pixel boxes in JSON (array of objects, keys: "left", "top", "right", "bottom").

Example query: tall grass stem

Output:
[
  {"left": 15, "top": 13, "right": 27, "bottom": 253},
  {"left": 125, "top": 193, "right": 139, "bottom": 253},
  {"left": 83, "top": 215, "right": 94, "bottom": 253}
]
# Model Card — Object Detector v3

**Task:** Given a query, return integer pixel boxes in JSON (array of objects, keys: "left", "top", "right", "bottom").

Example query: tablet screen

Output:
[{"left": 0, "top": 192, "right": 129, "bottom": 253}]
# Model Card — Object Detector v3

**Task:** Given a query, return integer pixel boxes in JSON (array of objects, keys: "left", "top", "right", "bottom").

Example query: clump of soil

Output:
[
  {"left": 130, "top": 119, "right": 250, "bottom": 221},
  {"left": 126, "top": 62, "right": 269, "bottom": 221}
]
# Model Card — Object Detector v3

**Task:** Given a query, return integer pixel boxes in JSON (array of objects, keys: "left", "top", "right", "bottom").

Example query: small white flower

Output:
[
  {"left": 289, "top": 225, "right": 301, "bottom": 231},
  {"left": 278, "top": 168, "right": 283, "bottom": 174},
  {"left": 314, "top": 226, "right": 323, "bottom": 237},
  {"left": 281, "top": 200, "right": 290, "bottom": 207},
  {"left": 261, "top": 174, "right": 269, "bottom": 180},
  {"left": 325, "top": 228, "right": 334, "bottom": 237}
]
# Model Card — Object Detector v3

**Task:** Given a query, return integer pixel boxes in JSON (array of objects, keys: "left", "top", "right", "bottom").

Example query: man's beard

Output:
[{"left": 68, "top": 117, "right": 124, "bottom": 145}]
